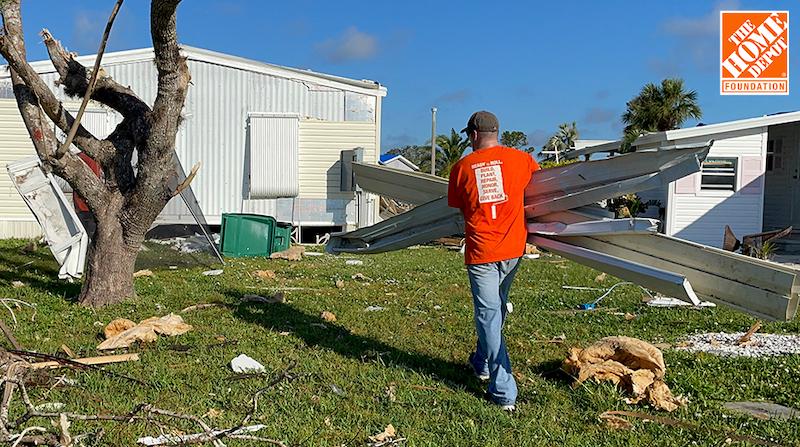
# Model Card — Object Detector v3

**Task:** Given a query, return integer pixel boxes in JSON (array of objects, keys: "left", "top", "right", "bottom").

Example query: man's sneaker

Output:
[{"left": 468, "top": 353, "right": 489, "bottom": 381}]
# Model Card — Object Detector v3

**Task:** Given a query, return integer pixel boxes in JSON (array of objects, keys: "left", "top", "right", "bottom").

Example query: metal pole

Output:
[{"left": 430, "top": 107, "right": 437, "bottom": 175}]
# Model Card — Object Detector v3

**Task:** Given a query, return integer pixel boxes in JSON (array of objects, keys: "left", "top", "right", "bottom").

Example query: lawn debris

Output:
[
  {"left": 624, "top": 312, "right": 637, "bottom": 321},
  {"left": 180, "top": 303, "right": 222, "bottom": 313},
  {"left": 598, "top": 411, "right": 633, "bottom": 430},
  {"left": 133, "top": 269, "right": 153, "bottom": 278},
  {"left": 351, "top": 273, "right": 372, "bottom": 282},
  {"left": 320, "top": 311, "right": 337, "bottom": 322},
  {"left": 270, "top": 245, "right": 305, "bottom": 261},
  {"left": 594, "top": 272, "right": 607, "bottom": 283},
  {"left": 644, "top": 296, "right": 715, "bottom": 308},
  {"left": 737, "top": 321, "right": 762, "bottom": 345},
  {"left": 365, "top": 306, "right": 385, "bottom": 312},
  {"left": 230, "top": 354, "right": 266, "bottom": 373},
  {"left": 34, "top": 402, "right": 65, "bottom": 413},
  {"left": 304, "top": 251, "right": 324, "bottom": 257},
  {"left": 10, "top": 280, "right": 26, "bottom": 289},
  {"left": 345, "top": 259, "right": 363, "bottom": 266},
  {"left": 98, "top": 314, "right": 192, "bottom": 350},
  {"left": 0, "top": 319, "right": 22, "bottom": 350},
  {"left": 597, "top": 410, "right": 783, "bottom": 447},
  {"left": 330, "top": 384, "right": 346, "bottom": 396},
  {"left": 104, "top": 318, "right": 136, "bottom": 338},
  {"left": 138, "top": 424, "right": 268, "bottom": 446},
  {"left": 242, "top": 292, "right": 285, "bottom": 304},
  {"left": 31, "top": 353, "right": 140, "bottom": 369},
  {"left": 368, "top": 424, "right": 405, "bottom": 446},
  {"left": 60, "top": 344, "right": 75, "bottom": 358},
  {"left": 563, "top": 336, "right": 687, "bottom": 412},
  {"left": 335, "top": 279, "right": 345, "bottom": 288},
  {"left": 202, "top": 269, "right": 224, "bottom": 276},
  {"left": 254, "top": 270, "right": 277, "bottom": 280},
  {"left": 676, "top": 332, "right": 800, "bottom": 357},
  {"left": 723, "top": 401, "right": 800, "bottom": 420}
]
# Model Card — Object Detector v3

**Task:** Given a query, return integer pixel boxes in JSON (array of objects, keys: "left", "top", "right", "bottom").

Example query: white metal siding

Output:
[
  {"left": 7, "top": 53, "right": 384, "bottom": 230},
  {"left": 666, "top": 128, "right": 766, "bottom": 247},
  {"left": 248, "top": 114, "right": 299, "bottom": 198}
]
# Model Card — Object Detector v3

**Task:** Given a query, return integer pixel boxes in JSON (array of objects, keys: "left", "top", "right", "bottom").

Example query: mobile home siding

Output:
[
  {"left": 1, "top": 48, "right": 384, "bottom": 236},
  {"left": 666, "top": 128, "right": 767, "bottom": 247},
  {"left": 0, "top": 100, "right": 40, "bottom": 238}
]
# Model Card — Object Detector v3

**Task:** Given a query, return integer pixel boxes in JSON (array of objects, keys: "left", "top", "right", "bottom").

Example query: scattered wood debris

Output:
[
  {"left": 563, "top": 336, "right": 687, "bottom": 411},
  {"left": 202, "top": 269, "right": 223, "bottom": 276},
  {"left": 59, "top": 344, "right": 75, "bottom": 358},
  {"left": 320, "top": 311, "right": 337, "bottom": 322},
  {"left": 334, "top": 279, "right": 345, "bottom": 288},
  {"left": 98, "top": 314, "right": 192, "bottom": 350},
  {"left": 31, "top": 353, "right": 139, "bottom": 369},
  {"left": 270, "top": 245, "right": 305, "bottom": 261},
  {"left": 133, "top": 269, "right": 153, "bottom": 278},
  {"left": 351, "top": 273, "right": 372, "bottom": 282},
  {"left": 11, "top": 280, "right": 26, "bottom": 288},
  {"left": 253, "top": 270, "right": 277, "bottom": 280},
  {"left": 737, "top": 320, "right": 762, "bottom": 345},
  {"left": 723, "top": 401, "right": 800, "bottom": 420},
  {"left": 368, "top": 424, "right": 404, "bottom": 446},
  {"left": 180, "top": 303, "right": 222, "bottom": 313}
]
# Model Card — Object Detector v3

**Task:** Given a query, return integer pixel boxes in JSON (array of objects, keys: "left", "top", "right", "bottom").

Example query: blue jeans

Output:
[{"left": 467, "top": 257, "right": 520, "bottom": 406}]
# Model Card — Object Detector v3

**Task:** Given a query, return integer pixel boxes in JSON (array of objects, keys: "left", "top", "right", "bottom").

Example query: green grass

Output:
[{"left": 1, "top": 239, "right": 799, "bottom": 446}]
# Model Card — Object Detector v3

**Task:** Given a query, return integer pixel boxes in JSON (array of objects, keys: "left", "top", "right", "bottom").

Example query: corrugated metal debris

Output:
[{"left": 326, "top": 141, "right": 800, "bottom": 321}]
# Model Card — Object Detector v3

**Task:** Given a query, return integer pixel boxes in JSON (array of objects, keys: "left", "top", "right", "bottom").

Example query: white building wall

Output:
[
  {"left": 666, "top": 128, "right": 767, "bottom": 247},
  {"left": 0, "top": 100, "right": 40, "bottom": 238},
  {"left": 2, "top": 51, "right": 383, "bottom": 236}
]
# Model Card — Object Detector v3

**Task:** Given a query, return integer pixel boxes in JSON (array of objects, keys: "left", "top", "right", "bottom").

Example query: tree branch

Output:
[
  {"left": 55, "top": 0, "right": 124, "bottom": 158},
  {"left": 41, "top": 29, "right": 151, "bottom": 119},
  {"left": 0, "top": 0, "right": 109, "bottom": 210},
  {"left": 0, "top": 34, "right": 108, "bottom": 161}
]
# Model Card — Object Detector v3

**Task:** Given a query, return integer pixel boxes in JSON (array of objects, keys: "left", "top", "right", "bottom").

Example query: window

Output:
[
  {"left": 700, "top": 157, "right": 737, "bottom": 191},
  {"left": 766, "top": 139, "right": 783, "bottom": 172}
]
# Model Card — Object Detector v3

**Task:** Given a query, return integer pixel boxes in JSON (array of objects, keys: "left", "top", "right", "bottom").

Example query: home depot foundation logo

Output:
[{"left": 720, "top": 11, "right": 789, "bottom": 95}]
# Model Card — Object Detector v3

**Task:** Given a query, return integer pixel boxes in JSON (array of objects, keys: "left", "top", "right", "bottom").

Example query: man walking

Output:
[{"left": 447, "top": 111, "right": 539, "bottom": 410}]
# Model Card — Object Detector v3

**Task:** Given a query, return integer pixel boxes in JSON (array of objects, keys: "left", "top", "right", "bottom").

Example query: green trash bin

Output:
[
  {"left": 271, "top": 222, "right": 293, "bottom": 254},
  {"left": 220, "top": 213, "right": 280, "bottom": 257}
]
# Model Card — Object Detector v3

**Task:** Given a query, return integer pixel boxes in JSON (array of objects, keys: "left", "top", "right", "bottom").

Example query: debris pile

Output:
[
  {"left": 98, "top": 313, "right": 193, "bottom": 350},
  {"left": 676, "top": 332, "right": 800, "bottom": 357},
  {"left": 563, "top": 336, "right": 686, "bottom": 412},
  {"left": 149, "top": 234, "right": 219, "bottom": 254}
]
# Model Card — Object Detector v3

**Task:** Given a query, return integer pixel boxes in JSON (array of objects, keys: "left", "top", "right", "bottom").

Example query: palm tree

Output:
[
  {"left": 540, "top": 122, "right": 579, "bottom": 163},
  {"left": 557, "top": 122, "right": 579, "bottom": 151},
  {"left": 436, "top": 128, "right": 470, "bottom": 177},
  {"left": 621, "top": 78, "right": 702, "bottom": 151}
]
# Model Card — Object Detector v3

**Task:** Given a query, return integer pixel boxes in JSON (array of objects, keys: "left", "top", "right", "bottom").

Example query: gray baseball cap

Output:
[{"left": 461, "top": 110, "right": 499, "bottom": 133}]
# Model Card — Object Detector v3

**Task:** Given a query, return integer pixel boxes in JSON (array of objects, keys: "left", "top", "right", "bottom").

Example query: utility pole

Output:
[{"left": 430, "top": 107, "right": 437, "bottom": 175}]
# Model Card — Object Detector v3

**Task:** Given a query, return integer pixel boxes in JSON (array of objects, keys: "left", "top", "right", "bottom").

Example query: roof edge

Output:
[{"left": 2, "top": 45, "right": 387, "bottom": 97}]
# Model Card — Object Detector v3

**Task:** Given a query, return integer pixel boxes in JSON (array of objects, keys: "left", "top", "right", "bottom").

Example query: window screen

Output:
[{"left": 700, "top": 157, "right": 737, "bottom": 191}]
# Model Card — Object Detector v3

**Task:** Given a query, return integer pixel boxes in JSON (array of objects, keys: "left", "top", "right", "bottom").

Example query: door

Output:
[{"left": 763, "top": 125, "right": 800, "bottom": 230}]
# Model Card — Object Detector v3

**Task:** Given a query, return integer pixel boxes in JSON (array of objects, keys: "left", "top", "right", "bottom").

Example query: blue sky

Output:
[{"left": 18, "top": 0, "right": 798, "bottom": 153}]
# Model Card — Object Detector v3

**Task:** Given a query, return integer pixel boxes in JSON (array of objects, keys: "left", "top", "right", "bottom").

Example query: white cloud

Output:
[
  {"left": 654, "top": 0, "right": 741, "bottom": 73},
  {"left": 316, "top": 27, "right": 378, "bottom": 64}
]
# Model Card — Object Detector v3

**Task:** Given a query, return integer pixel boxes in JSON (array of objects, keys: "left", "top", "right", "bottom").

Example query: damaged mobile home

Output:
[
  {"left": 327, "top": 141, "right": 799, "bottom": 321},
  {"left": 0, "top": 46, "right": 386, "bottom": 241}
]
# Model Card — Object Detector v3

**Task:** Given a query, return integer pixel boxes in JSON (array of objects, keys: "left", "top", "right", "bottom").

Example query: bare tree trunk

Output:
[
  {"left": 0, "top": 0, "right": 189, "bottom": 307},
  {"left": 80, "top": 218, "right": 138, "bottom": 307}
]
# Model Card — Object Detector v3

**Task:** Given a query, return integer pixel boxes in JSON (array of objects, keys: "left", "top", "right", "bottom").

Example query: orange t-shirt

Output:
[{"left": 447, "top": 145, "right": 539, "bottom": 265}]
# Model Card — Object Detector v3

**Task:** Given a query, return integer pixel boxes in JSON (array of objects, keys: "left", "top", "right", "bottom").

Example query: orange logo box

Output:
[{"left": 720, "top": 11, "right": 789, "bottom": 95}]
